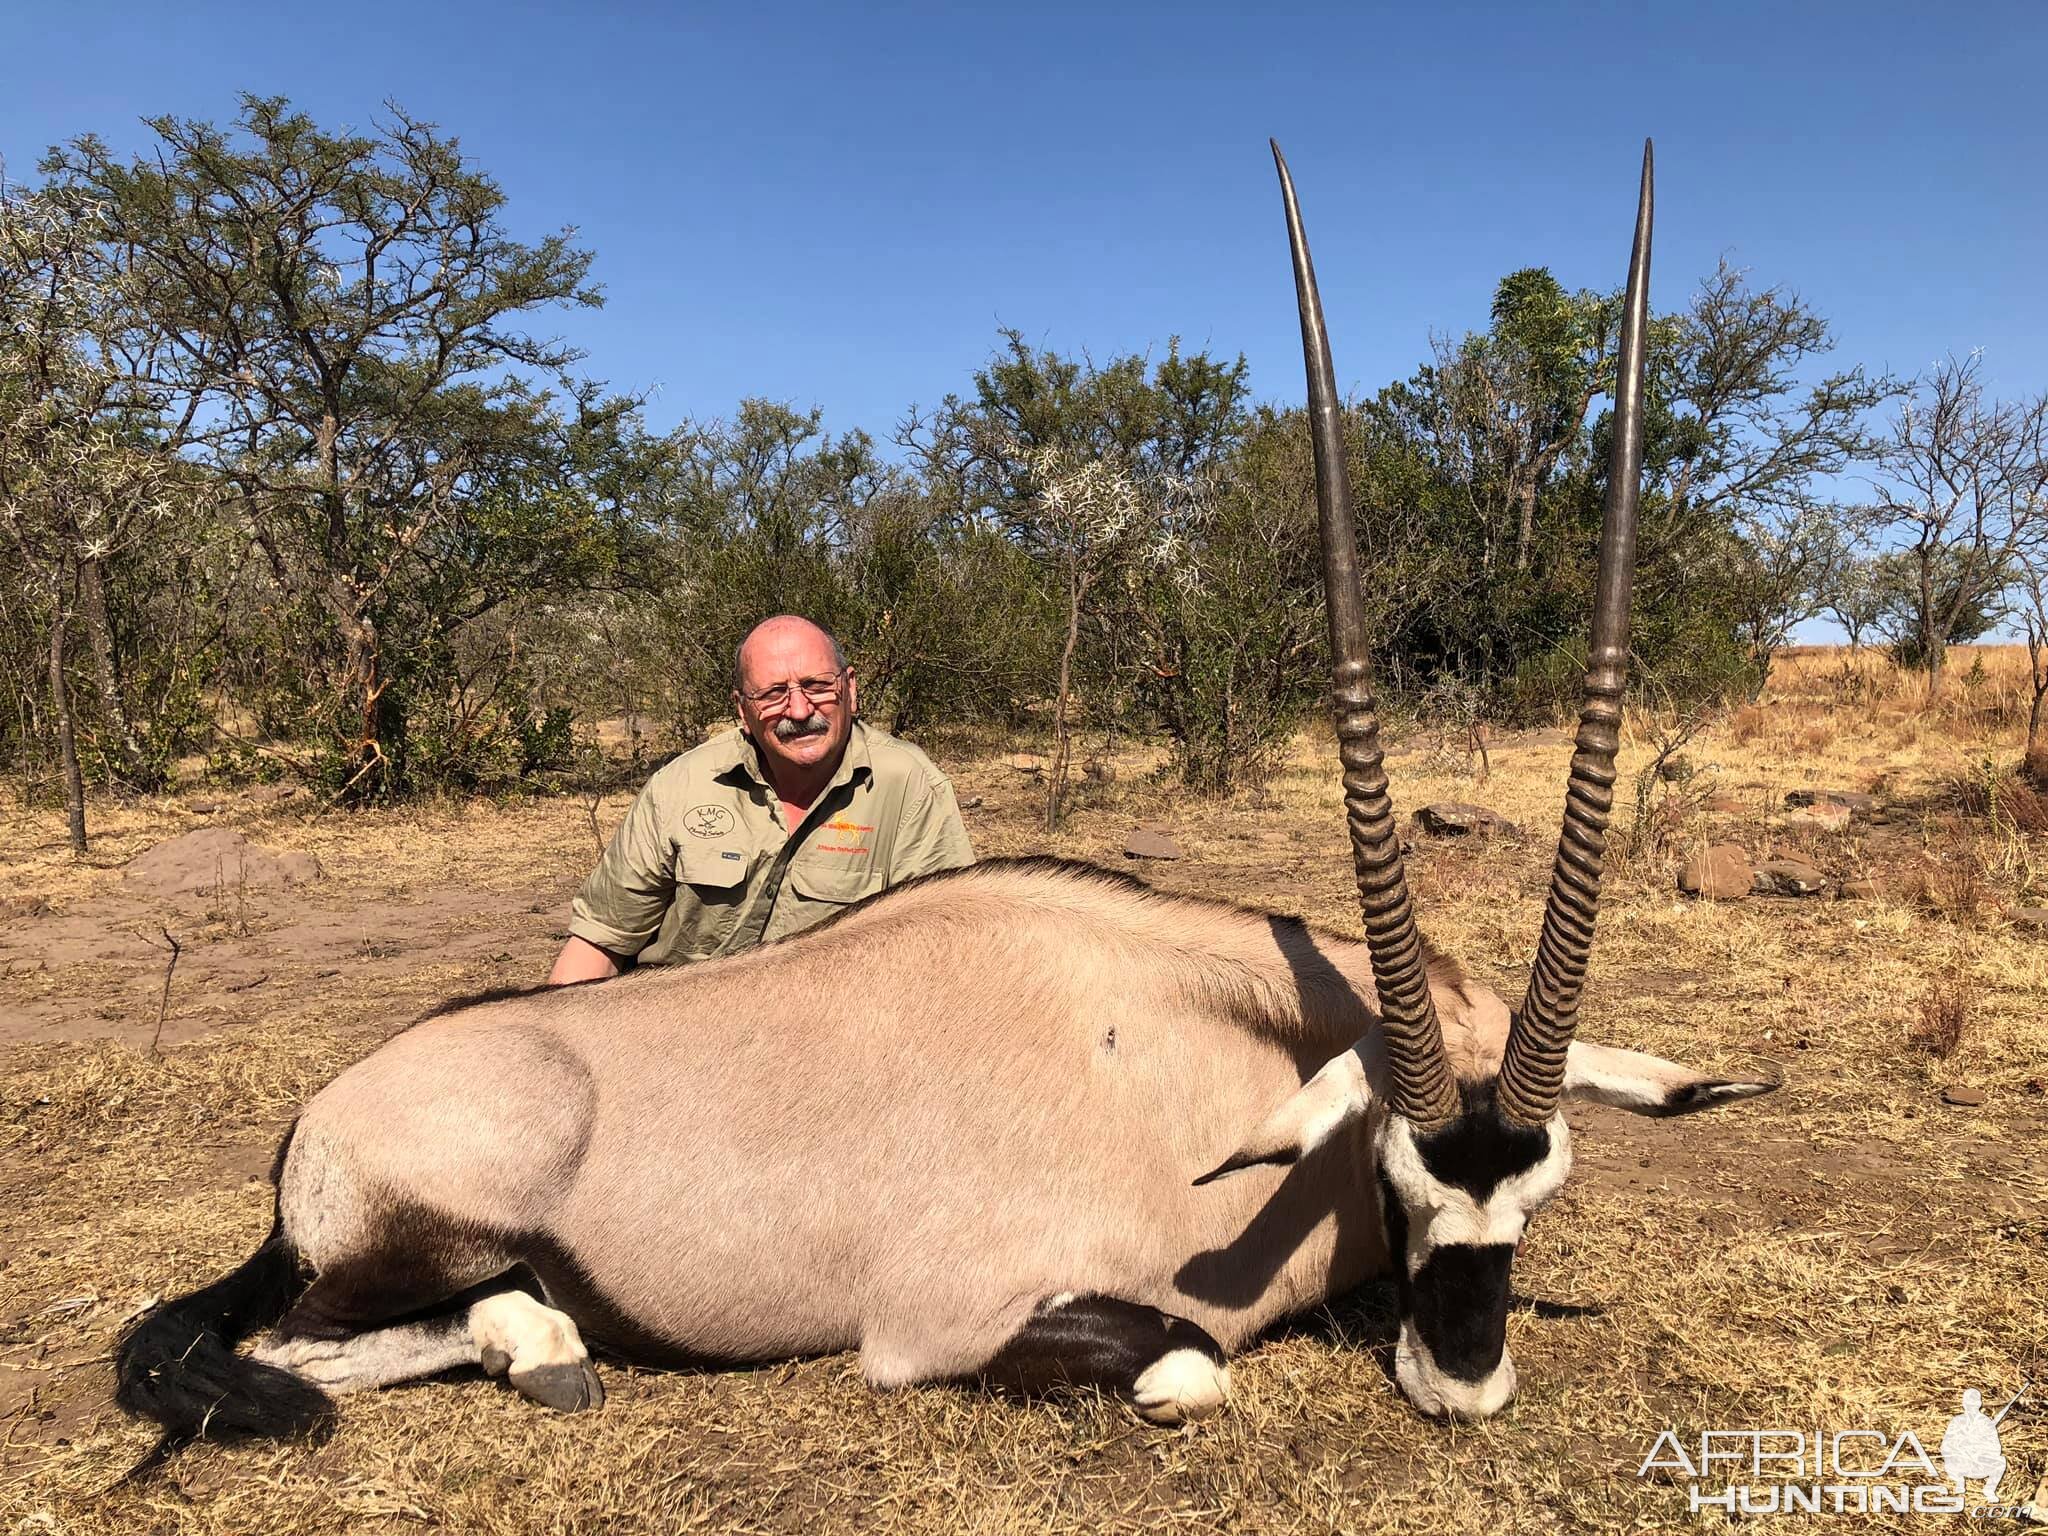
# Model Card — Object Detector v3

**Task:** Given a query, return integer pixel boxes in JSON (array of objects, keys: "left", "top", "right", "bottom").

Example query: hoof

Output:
[
  {"left": 1131, "top": 1348, "right": 1231, "bottom": 1425},
  {"left": 510, "top": 1359, "right": 605, "bottom": 1412}
]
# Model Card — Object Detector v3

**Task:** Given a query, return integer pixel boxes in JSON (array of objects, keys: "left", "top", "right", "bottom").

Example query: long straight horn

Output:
[
  {"left": 1272, "top": 140, "right": 1458, "bottom": 1132},
  {"left": 1498, "top": 141, "right": 1655, "bottom": 1128}
]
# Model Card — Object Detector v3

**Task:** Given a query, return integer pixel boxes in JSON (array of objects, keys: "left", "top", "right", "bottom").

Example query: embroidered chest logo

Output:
[
  {"left": 815, "top": 818, "right": 875, "bottom": 855},
  {"left": 684, "top": 804, "right": 736, "bottom": 839}
]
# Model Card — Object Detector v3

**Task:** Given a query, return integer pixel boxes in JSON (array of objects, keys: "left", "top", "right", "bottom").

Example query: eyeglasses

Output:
[{"left": 739, "top": 669, "right": 846, "bottom": 711}]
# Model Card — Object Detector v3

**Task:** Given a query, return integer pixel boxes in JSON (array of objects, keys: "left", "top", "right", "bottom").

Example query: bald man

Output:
[{"left": 547, "top": 616, "right": 974, "bottom": 983}]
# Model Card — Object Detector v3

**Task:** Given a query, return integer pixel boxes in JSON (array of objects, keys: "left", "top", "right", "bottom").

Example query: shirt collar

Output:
[{"left": 718, "top": 719, "right": 872, "bottom": 795}]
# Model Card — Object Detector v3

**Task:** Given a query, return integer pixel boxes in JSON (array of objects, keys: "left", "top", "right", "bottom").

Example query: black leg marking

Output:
[
  {"left": 972, "top": 1294, "right": 1230, "bottom": 1423},
  {"left": 276, "top": 1203, "right": 512, "bottom": 1341}
]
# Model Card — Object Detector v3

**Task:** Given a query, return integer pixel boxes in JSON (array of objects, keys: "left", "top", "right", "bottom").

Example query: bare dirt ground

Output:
[{"left": 3, "top": 647, "right": 2046, "bottom": 1533}]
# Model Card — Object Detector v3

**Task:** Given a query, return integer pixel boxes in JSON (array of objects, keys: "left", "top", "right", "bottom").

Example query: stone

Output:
[
  {"left": 249, "top": 783, "right": 301, "bottom": 803},
  {"left": 1083, "top": 759, "right": 1117, "bottom": 783},
  {"left": 1837, "top": 877, "right": 1881, "bottom": 901},
  {"left": 1940, "top": 1085, "right": 1987, "bottom": 1107},
  {"left": 2009, "top": 907, "right": 2048, "bottom": 932},
  {"left": 1703, "top": 793, "right": 1747, "bottom": 815},
  {"left": 1783, "top": 803, "right": 1852, "bottom": 833},
  {"left": 0, "top": 894, "right": 52, "bottom": 921},
  {"left": 959, "top": 795, "right": 983, "bottom": 810},
  {"left": 1679, "top": 844, "right": 1753, "bottom": 900},
  {"left": 1124, "top": 826, "right": 1184, "bottom": 861},
  {"left": 1412, "top": 802, "right": 1521, "bottom": 838},
  {"left": 1752, "top": 859, "right": 1827, "bottom": 897},
  {"left": 1006, "top": 754, "right": 1045, "bottom": 776},
  {"left": 188, "top": 800, "right": 220, "bottom": 815}
]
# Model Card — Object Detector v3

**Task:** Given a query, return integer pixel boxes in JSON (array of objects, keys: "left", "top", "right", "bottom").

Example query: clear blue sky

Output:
[{"left": 4, "top": 1, "right": 2043, "bottom": 452}]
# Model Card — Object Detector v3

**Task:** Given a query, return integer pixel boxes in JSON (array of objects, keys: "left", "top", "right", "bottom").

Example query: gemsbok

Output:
[{"left": 117, "top": 139, "right": 1775, "bottom": 1450}]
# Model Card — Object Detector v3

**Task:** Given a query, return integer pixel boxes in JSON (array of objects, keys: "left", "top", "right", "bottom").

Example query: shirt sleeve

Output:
[
  {"left": 568, "top": 779, "right": 677, "bottom": 958},
  {"left": 891, "top": 766, "right": 975, "bottom": 879}
]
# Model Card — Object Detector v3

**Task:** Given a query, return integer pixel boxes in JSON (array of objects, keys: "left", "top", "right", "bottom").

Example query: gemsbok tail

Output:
[{"left": 114, "top": 1224, "right": 333, "bottom": 1447}]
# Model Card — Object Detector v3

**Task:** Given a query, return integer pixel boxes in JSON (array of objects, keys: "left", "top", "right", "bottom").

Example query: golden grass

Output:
[{"left": 3, "top": 646, "right": 2046, "bottom": 1534}]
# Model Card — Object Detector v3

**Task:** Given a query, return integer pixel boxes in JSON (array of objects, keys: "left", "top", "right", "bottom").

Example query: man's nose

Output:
[{"left": 782, "top": 688, "right": 815, "bottom": 721}]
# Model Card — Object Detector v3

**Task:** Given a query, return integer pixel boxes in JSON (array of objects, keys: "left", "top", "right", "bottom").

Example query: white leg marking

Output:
[
  {"left": 251, "top": 1318, "right": 478, "bottom": 1393},
  {"left": 468, "top": 1291, "right": 604, "bottom": 1412},
  {"left": 1131, "top": 1348, "right": 1232, "bottom": 1425}
]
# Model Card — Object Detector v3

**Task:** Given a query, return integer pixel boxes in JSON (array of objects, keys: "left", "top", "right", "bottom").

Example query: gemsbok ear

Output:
[
  {"left": 1562, "top": 1041, "right": 1778, "bottom": 1118},
  {"left": 1194, "top": 1045, "right": 1373, "bottom": 1185}
]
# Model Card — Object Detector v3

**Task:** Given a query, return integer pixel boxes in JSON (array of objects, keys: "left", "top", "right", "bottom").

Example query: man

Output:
[{"left": 547, "top": 615, "right": 973, "bottom": 984}]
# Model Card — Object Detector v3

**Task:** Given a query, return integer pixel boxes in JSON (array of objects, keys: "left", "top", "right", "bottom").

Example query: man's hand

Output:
[{"left": 547, "top": 935, "right": 626, "bottom": 986}]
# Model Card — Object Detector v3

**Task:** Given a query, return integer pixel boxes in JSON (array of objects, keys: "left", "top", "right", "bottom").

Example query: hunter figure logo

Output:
[
  {"left": 683, "top": 804, "right": 735, "bottom": 839},
  {"left": 1637, "top": 1377, "right": 2034, "bottom": 1517},
  {"left": 1943, "top": 1388, "right": 2009, "bottom": 1501}
]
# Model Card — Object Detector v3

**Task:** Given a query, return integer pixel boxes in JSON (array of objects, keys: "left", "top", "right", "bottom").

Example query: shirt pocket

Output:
[
  {"left": 679, "top": 842, "right": 752, "bottom": 901},
  {"left": 786, "top": 860, "right": 886, "bottom": 908}
]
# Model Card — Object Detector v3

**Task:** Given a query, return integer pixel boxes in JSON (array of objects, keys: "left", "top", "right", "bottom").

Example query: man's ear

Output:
[
  {"left": 1194, "top": 1045, "right": 1371, "bottom": 1185},
  {"left": 1563, "top": 1041, "right": 1779, "bottom": 1117},
  {"left": 843, "top": 666, "right": 858, "bottom": 718}
]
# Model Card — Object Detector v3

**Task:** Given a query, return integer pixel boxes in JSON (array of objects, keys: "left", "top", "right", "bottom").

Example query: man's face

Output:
[{"left": 733, "top": 623, "right": 858, "bottom": 785}]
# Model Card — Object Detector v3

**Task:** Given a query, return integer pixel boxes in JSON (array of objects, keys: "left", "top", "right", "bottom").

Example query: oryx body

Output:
[
  {"left": 118, "top": 140, "right": 1777, "bottom": 1449},
  {"left": 270, "top": 865, "right": 1395, "bottom": 1404}
]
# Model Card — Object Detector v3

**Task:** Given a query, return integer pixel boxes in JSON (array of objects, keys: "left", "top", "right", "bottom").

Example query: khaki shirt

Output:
[{"left": 568, "top": 722, "right": 974, "bottom": 965}]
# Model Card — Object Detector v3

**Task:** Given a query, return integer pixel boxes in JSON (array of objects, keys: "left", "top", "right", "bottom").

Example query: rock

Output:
[
  {"left": 1679, "top": 844, "right": 1753, "bottom": 900},
  {"left": 1083, "top": 759, "right": 1117, "bottom": 783},
  {"left": 123, "top": 828, "right": 323, "bottom": 900},
  {"left": 1752, "top": 858, "right": 1827, "bottom": 897},
  {"left": 1006, "top": 755, "right": 1045, "bottom": 776},
  {"left": 2009, "top": 907, "right": 2048, "bottom": 932},
  {"left": 1784, "top": 803, "right": 1852, "bottom": 833},
  {"left": 0, "top": 895, "right": 52, "bottom": 920},
  {"left": 959, "top": 795, "right": 983, "bottom": 810},
  {"left": 188, "top": 800, "right": 220, "bottom": 815},
  {"left": 1123, "top": 826, "right": 1184, "bottom": 861},
  {"left": 1837, "top": 877, "right": 1881, "bottom": 901},
  {"left": 1940, "top": 1085, "right": 1987, "bottom": 1107},
  {"left": 1412, "top": 802, "right": 1521, "bottom": 838},
  {"left": 1703, "top": 793, "right": 1747, "bottom": 815},
  {"left": 249, "top": 783, "right": 301, "bottom": 803}
]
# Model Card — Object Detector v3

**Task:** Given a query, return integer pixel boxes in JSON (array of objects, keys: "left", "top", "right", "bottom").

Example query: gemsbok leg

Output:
[
  {"left": 969, "top": 1293, "right": 1232, "bottom": 1425},
  {"left": 251, "top": 1286, "right": 603, "bottom": 1409}
]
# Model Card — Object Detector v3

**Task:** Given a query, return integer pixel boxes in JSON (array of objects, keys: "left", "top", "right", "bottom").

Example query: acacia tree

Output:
[
  {"left": 2014, "top": 543, "right": 2048, "bottom": 773},
  {"left": 905, "top": 334, "right": 1247, "bottom": 820},
  {"left": 1393, "top": 269, "right": 1616, "bottom": 579},
  {"left": 0, "top": 180, "right": 198, "bottom": 848},
  {"left": 1864, "top": 354, "right": 2048, "bottom": 691},
  {"left": 1820, "top": 553, "right": 1886, "bottom": 650},
  {"left": 45, "top": 96, "right": 610, "bottom": 799}
]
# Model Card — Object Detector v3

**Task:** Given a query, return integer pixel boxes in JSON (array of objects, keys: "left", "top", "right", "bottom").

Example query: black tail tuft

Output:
[{"left": 115, "top": 1229, "right": 333, "bottom": 1447}]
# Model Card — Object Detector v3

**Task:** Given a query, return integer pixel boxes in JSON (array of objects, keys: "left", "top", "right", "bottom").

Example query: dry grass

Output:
[
  {"left": 1907, "top": 967, "right": 1975, "bottom": 1058},
  {"left": 3, "top": 646, "right": 2047, "bottom": 1534}
]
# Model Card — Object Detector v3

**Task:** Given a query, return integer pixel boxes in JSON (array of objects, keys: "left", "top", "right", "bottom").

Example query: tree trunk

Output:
[
  {"left": 2025, "top": 631, "right": 2046, "bottom": 767},
  {"left": 1513, "top": 481, "right": 1537, "bottom": 573},
  {"left": 48, "top": 574, "right": 87, "bottom": 854},
  {"left": 78, "top": 554, "right": 150, "bottom": 785},
  {"left": 336, "top": 602, "right": 393, "bottom": 803},
  {"left": 1046, "top": 564, "right": 1088, "bottom": 830}
]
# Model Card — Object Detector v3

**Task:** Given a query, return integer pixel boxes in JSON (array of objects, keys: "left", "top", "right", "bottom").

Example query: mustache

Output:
[{"left": 771, "top": 714, "right": 831, "bottom": 741}]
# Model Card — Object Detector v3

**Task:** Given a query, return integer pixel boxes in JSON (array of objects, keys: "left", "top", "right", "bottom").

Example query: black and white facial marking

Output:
[{"left": 1374, "top": 1079, "right": 1571, "bottom": 1421}]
